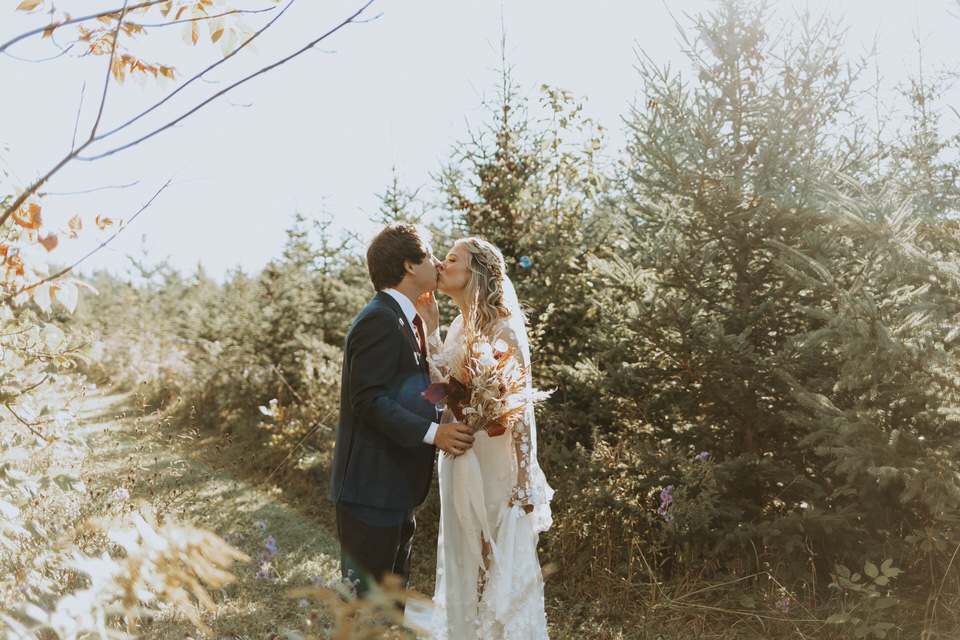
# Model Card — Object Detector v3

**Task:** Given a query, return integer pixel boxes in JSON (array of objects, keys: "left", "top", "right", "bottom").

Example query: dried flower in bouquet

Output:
[{"left": 422, "top": 323, "right": 551, "bottom": 437}]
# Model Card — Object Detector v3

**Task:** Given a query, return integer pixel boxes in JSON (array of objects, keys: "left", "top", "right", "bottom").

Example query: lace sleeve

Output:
[
  {"left": 426, "top": 315, "right": 461, "bottom": 383},
  {"left": 493, "top": 321, "right": 554, "bottom": 530}
]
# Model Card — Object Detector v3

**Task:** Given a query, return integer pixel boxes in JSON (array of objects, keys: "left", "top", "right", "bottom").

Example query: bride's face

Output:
[{"left": 437, "top": 243, "right": 470, "bottom": 296}]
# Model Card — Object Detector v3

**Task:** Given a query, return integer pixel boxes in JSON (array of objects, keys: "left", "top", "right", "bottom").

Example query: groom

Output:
[{"left": 329, "top": 222, "right": 475, "bottom": 596}]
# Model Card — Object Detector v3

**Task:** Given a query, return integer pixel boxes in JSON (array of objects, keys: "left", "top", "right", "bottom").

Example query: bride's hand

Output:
[{"left": 415, "top": 291, "right": 440, "bottom": 335}]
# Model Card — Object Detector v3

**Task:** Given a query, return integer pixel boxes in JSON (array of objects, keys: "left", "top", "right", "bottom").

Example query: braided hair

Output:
[{"left": 456, "top": 236, "right": 522, "bottom": 337}]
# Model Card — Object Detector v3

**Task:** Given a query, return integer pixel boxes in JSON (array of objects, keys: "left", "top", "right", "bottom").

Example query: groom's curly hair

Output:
[{"left": 367, "top": 223, "right": 432, "bottom": 291}]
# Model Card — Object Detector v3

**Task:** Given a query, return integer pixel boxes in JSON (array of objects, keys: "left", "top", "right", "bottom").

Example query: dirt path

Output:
[{"left": 70, "top": 380, "right": 349, "bottom": 638}]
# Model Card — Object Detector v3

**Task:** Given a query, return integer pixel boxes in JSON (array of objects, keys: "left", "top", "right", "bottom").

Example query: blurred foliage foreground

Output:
[{"left": 6, "top": 0, "right": 960, "bottom": 638}]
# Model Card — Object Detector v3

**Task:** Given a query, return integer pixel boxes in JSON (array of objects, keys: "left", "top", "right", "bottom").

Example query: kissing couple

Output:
[{"left": 329, "top": 223, "right": 553, "bottom": 638}]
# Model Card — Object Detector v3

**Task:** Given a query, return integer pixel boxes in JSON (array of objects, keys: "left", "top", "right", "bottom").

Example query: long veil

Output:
[{"left": 500, "top": 274, "right": 553, "bottom": 534}]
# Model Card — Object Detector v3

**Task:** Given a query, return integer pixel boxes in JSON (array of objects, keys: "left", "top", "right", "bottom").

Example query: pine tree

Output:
[
  {"left": 437, "top": 56, "right": 615, "bottom": 441},
  {"left": 578, "top": 0, "right": 874, "bottom": 577}
]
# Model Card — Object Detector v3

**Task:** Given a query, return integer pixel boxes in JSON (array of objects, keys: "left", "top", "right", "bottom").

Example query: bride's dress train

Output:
[{"left": 428, "top": 315, "right": 553, "bottom": 639}]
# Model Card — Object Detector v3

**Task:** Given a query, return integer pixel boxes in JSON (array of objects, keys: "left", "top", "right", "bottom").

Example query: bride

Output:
[{"left": 416, "top": 237, "right": 553, "bottom": 639}]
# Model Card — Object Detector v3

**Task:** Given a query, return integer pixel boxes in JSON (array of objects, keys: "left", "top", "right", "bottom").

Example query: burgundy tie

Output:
[{"left": 412, "top": 315, "right": 428, "bottom": 364}]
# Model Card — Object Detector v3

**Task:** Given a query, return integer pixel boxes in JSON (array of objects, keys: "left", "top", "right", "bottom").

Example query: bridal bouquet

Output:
[{"left": 422, "top": 327, "right": 551, "bottom": 436}]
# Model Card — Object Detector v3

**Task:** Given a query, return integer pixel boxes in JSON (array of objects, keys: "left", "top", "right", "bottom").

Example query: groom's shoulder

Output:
[
  {"left": 357, "top": 293, "right": 394, "bottom": 318},
  {"left": 351, "top": 294, "right": 399, "bottom": 330}
]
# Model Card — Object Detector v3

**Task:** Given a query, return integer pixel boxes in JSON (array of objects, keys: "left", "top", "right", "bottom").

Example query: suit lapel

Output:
[{"left": 375, "top": 291, "right": 426, "bottom": 370}]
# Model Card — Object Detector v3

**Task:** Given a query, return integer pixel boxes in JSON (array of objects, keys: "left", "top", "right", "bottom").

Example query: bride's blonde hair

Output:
[{"left": 456, "top": 237, "right": 521, "bottom": 337}]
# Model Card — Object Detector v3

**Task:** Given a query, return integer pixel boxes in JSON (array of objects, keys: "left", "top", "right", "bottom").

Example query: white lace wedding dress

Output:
[{"left": 426, "top": 314, "right": 553, "bottom": 640}]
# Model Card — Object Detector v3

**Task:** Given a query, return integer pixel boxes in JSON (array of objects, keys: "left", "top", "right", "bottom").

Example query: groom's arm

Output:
[{"left": 349, "top": 309, "right": 432, "bottom": 451}]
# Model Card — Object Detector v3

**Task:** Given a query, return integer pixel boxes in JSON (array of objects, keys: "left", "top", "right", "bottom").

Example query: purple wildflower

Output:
[{"left": 657, "top": 485, "right": 675, "bottom": 523}]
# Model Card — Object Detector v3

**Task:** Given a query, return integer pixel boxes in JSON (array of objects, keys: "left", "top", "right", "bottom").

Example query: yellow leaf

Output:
[
  {"left": 220, "top": 27, "right": 237, "bottom": 57},
  {"left": 53, "top": 281, "right": 79, "bottom": 313},
  {"left": 32, "top": 282, "right": 52, "bottom": 313},
  {"left": 210, "top": 20, "right": 224, "bottom": 43},
  {"left": 111, "top": 56, "right": 126, "bottom": 83},
  {"left": 72, "top": 279, "right": 99, "bottom": 296},
  {"left": 16, "top": 0, "right": 42, "bottom": 11},
  {"left": 42, "top": 24, "right": 57, "bottom": 38}
]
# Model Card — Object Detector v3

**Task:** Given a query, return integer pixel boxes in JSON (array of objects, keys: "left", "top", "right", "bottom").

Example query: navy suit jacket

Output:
[{"left": 329, "top": 291, "right": 441, "bottom": 512}]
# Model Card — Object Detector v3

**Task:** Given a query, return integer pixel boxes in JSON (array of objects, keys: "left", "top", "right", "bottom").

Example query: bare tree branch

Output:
[
  {"left": 0, "top": 0, "right": 377, "bottom": 235},
  {"left": 6, "top": 405, "right": 46, "bottom": 439},
  {"left": 90, "top": 0, "right": 131, "bottom": 140},
  {"left": 81, "top": 0, "right": 378, "bottom": 161},
  {"left": 2, "top": 180, "right": 170, "bottom": 305},
  {"left": 46, "top": 181, "right": 140, "bottom": 196},
  {"left": 71, "top": 81, "right": 86, "bottom": 153},
  {"left": 96, "top": 0, "right": 298, "bottom": 142},
  {"left": 126, "top": 6, "right": 276, "bottom": 28},
  {"left": 1, "top": 47, "right": 72, "bottom": 62},
  {"left": 0, "top": 0, "right": 164, "bottom": 54}
]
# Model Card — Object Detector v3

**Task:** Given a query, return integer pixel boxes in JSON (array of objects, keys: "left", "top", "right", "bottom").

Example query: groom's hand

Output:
[{"left": 434, "top": 422, "right": 474, "bottom": 456}]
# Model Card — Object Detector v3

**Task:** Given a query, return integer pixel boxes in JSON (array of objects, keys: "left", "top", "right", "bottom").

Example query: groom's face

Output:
[{"left": 410, "top": 243, "right": 441, "bottom": 293}]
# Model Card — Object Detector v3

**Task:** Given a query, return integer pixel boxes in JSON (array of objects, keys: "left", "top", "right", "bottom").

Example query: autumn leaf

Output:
[
  {"left": 7, "top": 253, "right": 25, "bottom": 277},
  {"left": 95, "top": 215, "right": 116, "bottom": 230},
  {"left": 38, "top": 232, "right": 58, "bottom": 252},
  {"left": 16, "top": 0, "right": 42, "bottom": 11},
  {"left": 13, "top": 203, "right": 42, "bottom": 229},
  {"left": 32, "top": 282, "right": 52, "bottom": 312},
  {"left": 68, "top": 215, "right": 82, "bottom": 238},
  {"left": 220, "top": 27, "right": 238, "bottom": 57},
  {"left": 112, "top": 56, "right": 126, "bottom": 83},
  {"left": 12, "top": 289, "right": 30, "bottom": 306},
  {"left": 53, "top": 281, "right": 79, "bottom": 313},
  {"left": 42, "top": 24, "right": 57, "bottom": 38},
  {"left": 209, "top": 16, "right": 224, "bottom": 43},
  {"left": 71, "top": 278, "right": 100, "bottom": 296}
]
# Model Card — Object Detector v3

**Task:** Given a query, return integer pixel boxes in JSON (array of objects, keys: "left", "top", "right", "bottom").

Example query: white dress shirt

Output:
[{"left": 383, "top": 288, "right": 440, "bottom": 445}]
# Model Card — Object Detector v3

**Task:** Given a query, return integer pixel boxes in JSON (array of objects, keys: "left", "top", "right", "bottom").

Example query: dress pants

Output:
[{"left": 335, "top": 503, "right": 416, "bottom": 598}]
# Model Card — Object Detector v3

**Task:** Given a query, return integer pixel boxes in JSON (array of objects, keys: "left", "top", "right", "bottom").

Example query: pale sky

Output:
[{"left": 1, "top": 0, "right": 957, "bottom": 280}]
